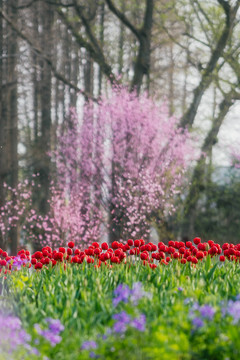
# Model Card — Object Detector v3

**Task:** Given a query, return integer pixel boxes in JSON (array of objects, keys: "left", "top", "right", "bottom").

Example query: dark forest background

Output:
[{"left": 1, "top": 0, "right": 240, "bottom": 253}]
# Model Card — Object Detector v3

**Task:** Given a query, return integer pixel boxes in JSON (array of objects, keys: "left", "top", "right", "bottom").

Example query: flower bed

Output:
[
  {"left": 0, "top": 237, "right": 236, "bottom": 275},
  {"left": 1, "top": 237, "right": 240, "bottom": 359}
]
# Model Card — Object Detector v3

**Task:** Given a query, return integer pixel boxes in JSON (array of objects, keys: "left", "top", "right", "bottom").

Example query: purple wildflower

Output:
[
  {"left": 25, "top": 344, "right": 40, "bottom": 356},
  {"left": 34, "top": 318, "right": 64, "bottom": 347},
  {"left": 7, "top": 256, "right": 28, "bottom": 270},
  {"left": 178, "top": 287, "right": 183, "bottom": 292},
  {"left": 34, "top": 323, "right": 43, "bottom": 336},
  {"left": 113, "top": 284, "right": 131, "bottom": 307},
  {"left": 45, "top": 318, "right": 64, "bottom": 334},
  {"left": 192, "top": 317, "right": 204, "bottom": 329},
  {"left": 224, "top": 300, "right": 240, "bottom": 324},
  {"left": 113, "top": 321, "right": 128, "bottom": 334},
  {"left": 113, "top": 282, "right": 152, "bottom": 307},
  {"left": 31, "top": 347, "right": 40, "bottom": 356},
  {"left": 189, "top": 302, "right": 200, "bottom": 319},
  {"left": 113, "top": 311, "right": 147, "bottom": 333},
  {"left": 113, "top": 311, "right": 131, "bottom": 334},
  {"left": 0, "top": 313, "right": 32, "bottom": 354},
  {"left": 113, "top": 311, "right": 131, "bottom": 323},
  {"left": 41, "top": 330, "right": 62, "bottom": 346},
  {"left": 81, "top": 340, "right": 98, "bottom": 350},
  {"left": 199, "top": 305, "right": 215, "bottom": 320},
  {"left": 90, "top": 351, "right": 99, "bottom": 358},
  {"left": 130, "top": 282, "right": 152, "bottom": 305},
  {"left": 192, "top": 302, "right": 200, "bottom": 311},
  {"left": 189, "top": 302, "right": 215, "bottom": 326},
  {"left": 131, "top": 314, "right": 146, "bottom": 332}
]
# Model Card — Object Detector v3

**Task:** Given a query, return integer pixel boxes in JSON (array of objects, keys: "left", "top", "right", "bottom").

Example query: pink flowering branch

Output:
[{"left": 54, "top": 86, "right": 196, "bottom": 244}]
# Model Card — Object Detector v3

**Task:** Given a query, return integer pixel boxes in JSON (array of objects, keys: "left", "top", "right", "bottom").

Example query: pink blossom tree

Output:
[
  {"left": 0, "top": 175, "right": 40, "bottom": 251},
  {"left": 54, "top": 86, "right": 195, "bottom": 244},
  {"left": 0, "top": 87, "right": 195, "bottom": 251}
]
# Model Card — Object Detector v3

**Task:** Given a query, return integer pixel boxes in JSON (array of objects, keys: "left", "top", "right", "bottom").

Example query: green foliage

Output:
[
  {"left": 193, "top": 173, "right": 240, "bottom": 244},
  {"left": 2, "top": 259, "right": 240, "bottom": 359}
]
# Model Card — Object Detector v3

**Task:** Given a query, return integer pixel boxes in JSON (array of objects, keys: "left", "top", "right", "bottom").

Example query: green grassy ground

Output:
[{"left": 1, "top": 258, "right": 240, "bottom": 359}]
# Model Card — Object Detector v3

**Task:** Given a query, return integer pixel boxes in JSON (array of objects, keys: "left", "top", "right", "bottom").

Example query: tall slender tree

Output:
[{"left": 0, "top": 0, "right": 19, "bottom": 253}]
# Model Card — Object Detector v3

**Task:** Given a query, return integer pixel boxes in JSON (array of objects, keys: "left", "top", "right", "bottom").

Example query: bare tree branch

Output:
[
  {"left": 14, "top": 0, "right": 74, "bottom": 9},
  {"left": 45, "top": 1, "right": 74, "bottom": 7},
  {"left": 160, "top": 25, "right": 190, "bottom": 51},
  {"left": 72, "top": 0, "right": 105, "bottom": 57},
  {"left": 180, "top": 1, "right": 240, "bottom": 128},
  {"left": 15, "top": 0, "right": 35, "bottom": 9},
  {"left": 192, "top": 1, "right": 212, "bottom": 47},
  {"left": 194, "top": 0, "right": 216, "bottom": 35},
  {"left": 225, "top": 54, "right": 240, "bottom": 84},
  {"left": 183, "top": 31, "right": 210, "bottom": 48},
  {"left": 105, "top": 0, "right": 141, "bottom": 41},
  {"left": 131, "top": 0, "right": 154, "bottom": 92},
  {"left": 57, "top": 7, "right": 117, "bottom": 84},
  {"left": 0, "top": 8, "right": 97, "bottom": 101},
  {"left": 217, "top": 0, "right": 231, "bottom": 16}
]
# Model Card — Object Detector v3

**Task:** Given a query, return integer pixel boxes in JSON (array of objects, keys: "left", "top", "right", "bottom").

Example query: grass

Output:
[{"left": 1, "top": 257, "right": 240, "bottom": 359}]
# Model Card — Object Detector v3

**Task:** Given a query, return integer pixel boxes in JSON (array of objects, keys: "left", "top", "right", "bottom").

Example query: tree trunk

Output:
[
  {"left": 131, "top": 0, "right": 153, "bottom": 93},
  {"left": 70, "top": 40, "right": 80, "bottom": 107},
  {"left": 32, "top": 4, "right": 39, "bottom": 142},
  {"left": 168, "top": 43, "right": 174, "bottom": 115},
  {"left": 38, "top": 3, "right": 54, "bottom": 216},
  {"left": 84, "top": 51, "right": 94, "bottom": 95},
  {"left": 0, "top": 0, "right": 5, "bottom": 249},
  {"left": 7, "top": 0, "right": 18, "bottom": 254},
  {"left": 98, "top": 2, "right": 105, "bottom": 95},
  {"left": 117, "top": 0, "right": 124, "bottom": 76},
  {"left": 180, "top": 2, "right": 239, "bottom": 128},
  {"left": 182, "top": 91, "right": 235, "bottom": 239}
]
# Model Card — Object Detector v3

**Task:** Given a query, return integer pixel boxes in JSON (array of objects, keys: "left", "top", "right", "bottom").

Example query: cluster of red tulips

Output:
[{"left": 0, "top": 237, "right": 240, "bottom": 274}]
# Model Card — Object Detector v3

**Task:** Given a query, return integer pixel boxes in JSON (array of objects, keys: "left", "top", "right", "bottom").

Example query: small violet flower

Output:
[
  {"left": 113, "top": 284, "right": 131, "bottom": 307},
  {"left": 188, "top": 302, "right": 215, "bottom": 330},
  {"left": 0, "top": 313, "right": 32, "bottom": 354},
  {"left": 112, "top": 311, "right": 146, "bottom": 334},
  {"left": 34, "top": 318, "right": 64, "bottom": 347},
  {"left": 199, "top": 305, "right": 215, "bottom": 320},
  {"left": 7, "top": 256, "right": 28, "bottom": 270},
  {"left": 113, "top": 282, "right": 152, "bottom": 307},
  {"left": 113, "top": 321, "right": 128, "bottom": 334},
  {"left": 130, "top": 282, "right": 152, "bottom": 305},
  {"left": 131, "top": 314, "right": 146, "bottom": 332},
  {"left": 81, "top": 340, "right": 98, "bottom": 350},
  {"left": 223, "top": 300, "right": 240, "bottom": 324},
  {"left": 45, "top": 318, "right": 65, "bottom": 334},
  {"left": 113, "top": 311, "right": 131, "bottom": 334},
  {"left": 90, "top": 351, "right": 99, "bottom": 358},
  {"left": 192, "top": 317, "right": 204, "bottom": 329}
]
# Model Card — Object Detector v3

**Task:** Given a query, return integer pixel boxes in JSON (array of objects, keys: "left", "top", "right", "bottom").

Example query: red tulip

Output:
[
  {"left": 35, "top": 262, "right": 43, "bottom": 270},
  {"left": 68, "top": 241, "right": 75, "bottom": 248},
  {"left": 101, "top": 242, "right": 108, "bottom": 250},
  {"left": 193, "top": 237, "right": 201, "bottom": 245},
  {"left": 127, "top": 239, "right": 134, "bottom": 246}
]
